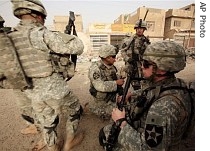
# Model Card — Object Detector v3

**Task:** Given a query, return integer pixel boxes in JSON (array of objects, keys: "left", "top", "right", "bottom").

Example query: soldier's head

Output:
[
  {"left": 0, "top": 15, "right": 5, "bottom": 28},
  {"left": 11, "top": 0, "right": 47, "bottom": 24},
  {"left": 99, "top": 44, "right": 118, "bottom": 65},
  {"left": 134, "top": 19, "right": 147, "bottom": 36},
  {"left": 142, "top": 40, "right": 186, "bottom": 82}
]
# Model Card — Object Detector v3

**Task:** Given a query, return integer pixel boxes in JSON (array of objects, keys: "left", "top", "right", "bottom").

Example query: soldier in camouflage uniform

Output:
[
  {"left": 88, "top": 44, "right": 125, "bottom": 120},
  {"left": 0, "top": 15, "right": 12, "bottom": 33},
  {"left": 0, "top": 15, "right": 4, "bottom": 28},
  {"left": 0, "top": 15, "right": 5, "bottom": 83},
  {"left": 0, "top": 0, "right": 84, "bottom": 150},
  {"left": 100, "top": 41, "right": 193, "bottom": 151},
  {"left": 120, "top": 20, "right": 150, "bottom": 90}
]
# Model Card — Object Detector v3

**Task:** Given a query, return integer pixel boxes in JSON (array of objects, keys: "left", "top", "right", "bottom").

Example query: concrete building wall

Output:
[
  {"left": 112, "top": 7, "right": 166, "bottom": 43},
  {"left": 164, "top": 3, "right": 195, "bottom": 48},
  {"left": 164, "top": 3, "right": 195, "bottom": 44}
]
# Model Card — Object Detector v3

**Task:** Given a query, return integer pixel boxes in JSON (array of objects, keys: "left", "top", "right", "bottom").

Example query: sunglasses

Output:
[
  {"left": 110, "top": 55, "right": 116, "bottom": 58},
  {"left": 141, "top": 60, "right": 154, "bottom": 68}
]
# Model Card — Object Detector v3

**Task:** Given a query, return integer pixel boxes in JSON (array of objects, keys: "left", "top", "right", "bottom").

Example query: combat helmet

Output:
[
  {"left": 11, "top": 0, "right": 47, "bottom": 19},
  {"left": 134, "top": 19, "right": 147, "bottom": 30},
  {"left": 143, "top": 40, "right": 186, "bottom": 72},
  {"left": 99, "top": 44, "right": 117, "bottom": 58}
]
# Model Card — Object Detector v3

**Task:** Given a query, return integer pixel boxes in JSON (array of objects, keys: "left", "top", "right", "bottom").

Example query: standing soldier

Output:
[
  {"left": 0, "top": 15, "right": 4, "bottom": 28},
  {"left": 0, "top": 0, "right": 84, "bottom": 150},
  {"left": 0, "top": 15, "right": 5, "bottom": 83},
  {"left": 88, "top": 44, "right": 125, "bottom": 120},
  {"left": 120, "top": 19, "right": 150, "bottom": 90}
]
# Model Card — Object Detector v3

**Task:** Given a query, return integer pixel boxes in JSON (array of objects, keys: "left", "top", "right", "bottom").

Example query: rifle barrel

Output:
[{"left": 143, "top": 9, "right": 149, "bottom": 21}]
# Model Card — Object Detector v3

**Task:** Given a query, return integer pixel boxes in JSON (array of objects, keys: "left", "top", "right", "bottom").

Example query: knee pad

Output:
[
  {"left": 44, "top": 115, "right": 59, "bottom": 134},
  {"left": 21, "top": 114, "right": 34, "bottom": 124},
  {"left": 70, "top": 105, "right": 83, "bottom": 122}
]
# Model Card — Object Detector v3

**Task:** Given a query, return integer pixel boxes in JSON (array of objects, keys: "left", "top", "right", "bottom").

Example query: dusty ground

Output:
[{"left": 0, "top": 59, "right": 195, "bottom": 151}]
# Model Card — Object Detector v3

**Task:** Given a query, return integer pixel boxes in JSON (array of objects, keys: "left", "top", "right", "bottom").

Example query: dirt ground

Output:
[{"left": 0, "top": 59, "right": 195, "bottom": 151}]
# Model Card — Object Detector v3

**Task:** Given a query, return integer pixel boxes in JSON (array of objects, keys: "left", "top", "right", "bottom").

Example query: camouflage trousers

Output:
[
  {"left": 89, "top": 98, "right": 117, "bottom": 120},
  {"left": 22, "top": 73, "right": 82, "bottom": 148},
  {"left": 13, "top": 89, "right": 35, "bottom": 126}
]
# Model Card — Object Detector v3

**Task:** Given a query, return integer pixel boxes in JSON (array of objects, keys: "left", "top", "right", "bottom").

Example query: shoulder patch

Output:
[
  {"left": 93, "top": 72, "right": 100, "bottom": 80},
  {"left": 145, "top": 124, "right": 163, "bottom": 148}
]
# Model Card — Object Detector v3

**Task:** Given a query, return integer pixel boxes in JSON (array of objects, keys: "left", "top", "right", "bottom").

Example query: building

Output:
[
  {"left": 87, "top": 6, "right": 165, "bottom": 54},
  {"left": 52, "top": 3, "right": 195, "bottom": 55},
  {"left": 164, "top": 3, "right": 195, "bottom": 48}
]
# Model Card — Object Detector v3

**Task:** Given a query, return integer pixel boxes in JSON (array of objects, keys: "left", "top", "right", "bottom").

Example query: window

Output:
[
  {"left": 174, "top": 20, "right": 181, "bottom": 27},
  {"left": 146, "top": 21, "right": 155, "bottom": 32},
  {"left": 90, "top": 34, "right": 109, "bottom": 51}
]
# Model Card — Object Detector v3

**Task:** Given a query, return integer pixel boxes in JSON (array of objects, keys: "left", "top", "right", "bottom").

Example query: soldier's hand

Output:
[
  {"left": 116, "top": 79, "right": 125, "bottom": 86},
  {"left": 116, "top": 92, "right": 131, "bottom": 103},
  {"left": 112, "top": 108, "right": 125, "bottom": 122},
  {"left": 126, "top": 92, "right": 132, "bottom": 102}
]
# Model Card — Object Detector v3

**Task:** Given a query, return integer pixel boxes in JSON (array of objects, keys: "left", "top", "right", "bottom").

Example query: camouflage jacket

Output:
[
  {"left": 88, "top": 60, "right": 120, "bottom": 101},
  {"left": 117, "top": 77, "right": 192, "bottom": 151},
  {"left": 0, "top": 20, "right": 84, "bottom": 89}
]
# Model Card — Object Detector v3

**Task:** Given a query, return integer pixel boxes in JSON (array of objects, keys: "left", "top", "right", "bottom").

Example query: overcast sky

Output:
[{"left": 0, "top": 0, "right": 195, "bottom": 30}]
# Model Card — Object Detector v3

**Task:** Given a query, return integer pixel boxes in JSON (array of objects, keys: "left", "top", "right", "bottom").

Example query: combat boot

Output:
[
  {"left": 63, "top": 131, "right": 84, "bottom": 151},
  {"left": 32, "top": 139, "right": 46, "bottom": 151},
  {"left": 21, "top": 124, "right": 39, "bottom": 135}
]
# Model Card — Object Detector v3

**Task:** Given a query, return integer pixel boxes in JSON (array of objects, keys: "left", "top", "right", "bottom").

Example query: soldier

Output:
[
  {"left": 0, "top": 15, "right": 4, "bottom": 28},
  {"left": 120, "top": 19, "right": 150, "bottom": 90},
  {"left": 99, "top": 41, "right": 193, "bottom": 151},
  {"left": 88, "top": 44, "right": 125, "bottom": 120},
  {"left": 0, "top": 15, "right": 5, "bottom": 83},
  {"left": 1, "top": 0, "right": 84, "bottom": 150},
  {"left": 0, "top": 15, "right": 12, "bottom": 33}
]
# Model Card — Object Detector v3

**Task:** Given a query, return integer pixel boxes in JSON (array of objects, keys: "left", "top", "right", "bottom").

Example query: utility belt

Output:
[{"left": 50, "top": 53, "right": 75, "bottom": 81}]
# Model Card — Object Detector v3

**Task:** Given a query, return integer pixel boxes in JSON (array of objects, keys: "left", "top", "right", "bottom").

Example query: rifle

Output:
[
  {"left": 64, "top": 11, "right": 78, "bottom": 70},
  {"left": 104, "top": 62, "right": 144, "bottom": 151}
]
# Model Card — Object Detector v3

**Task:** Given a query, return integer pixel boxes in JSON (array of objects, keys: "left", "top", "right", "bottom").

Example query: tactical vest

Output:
[
  {"left": 89, "top": 61, "right": 120, "bottom": 102},
  {"left": 7, "top": 27, "right": 53, "bottom": 78},
  {"left": 131, "top": 80, "right": 194, "bottom": 144},
  {"left": 0, "top": 29, "right": 32, "bottom": 89}
]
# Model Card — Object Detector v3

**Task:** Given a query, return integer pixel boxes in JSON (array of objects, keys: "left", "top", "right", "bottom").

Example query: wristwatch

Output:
[{"left": 115, "top": 118, "right": 126, "bottom": 127}]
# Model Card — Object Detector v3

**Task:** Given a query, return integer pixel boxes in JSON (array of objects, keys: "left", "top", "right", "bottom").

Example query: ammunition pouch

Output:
[{"left": 50, "top": 53, "right": 75, "bottom": 80}]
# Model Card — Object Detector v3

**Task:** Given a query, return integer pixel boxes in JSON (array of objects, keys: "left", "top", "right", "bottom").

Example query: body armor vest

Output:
[
  {"left": 0, "top": 29, "right": 32, "bottom": 89},
  {"left": 8, "top": 27, "right": 53, "bottom": 78}
]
